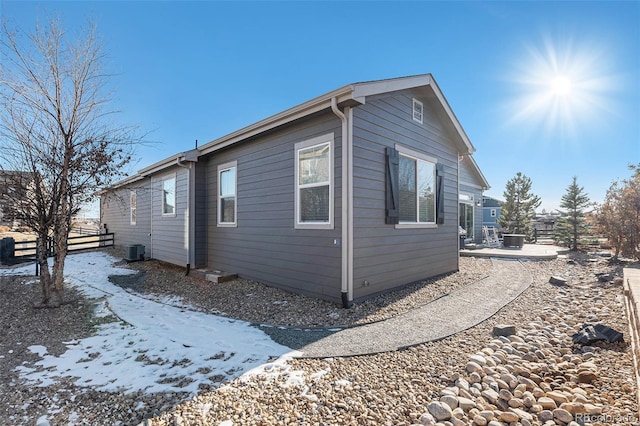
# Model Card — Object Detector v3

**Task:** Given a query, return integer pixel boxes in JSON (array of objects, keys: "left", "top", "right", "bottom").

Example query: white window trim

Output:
[
  {"left": 294, "top": 133, "right": 334, "bottom": 230},
  {"left": 217, "top": 161, "right": 237, "bottom": 227},
  {"left": 130, "top": 190, "right": 137, "bottom": 225},
  {"left": 491, "top": 208, "right": 497, "bottom": 217},
  {"left": 395, "top": 144, "right": 437, "bottom": 229},
  {"left": 161, "top": 173, "right": 177, "bottom": 217},
  {"left": 412, "top": 98, "right": 424, "bottom": 124},
  {"left": 459, "top": 193, "right": 474, "bottom": 202},
  {"left": 459, "top": 199, "right": 475, "bottom": 239}
]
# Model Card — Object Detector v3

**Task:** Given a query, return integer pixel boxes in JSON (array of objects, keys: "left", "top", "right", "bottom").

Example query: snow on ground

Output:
[{"left": 0, "top": 252, "right": 293, "bottom": 395}]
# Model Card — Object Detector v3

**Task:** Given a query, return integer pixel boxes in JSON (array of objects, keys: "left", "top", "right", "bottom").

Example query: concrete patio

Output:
[{"left": 460, "top": 243, "right": 568, "bottom": 259}]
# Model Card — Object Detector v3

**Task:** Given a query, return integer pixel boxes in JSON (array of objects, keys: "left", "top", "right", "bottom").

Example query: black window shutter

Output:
[
  {"left": 436, "top": 163, "right": 445, "bottom": 224},
  {"left": 385, "top": 147, "right": 399, "bottom": 224}
]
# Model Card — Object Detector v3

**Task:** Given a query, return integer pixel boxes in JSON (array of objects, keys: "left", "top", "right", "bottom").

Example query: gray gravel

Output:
[{"left": 2, "top": 249, "right": 638, "bottom": 425}]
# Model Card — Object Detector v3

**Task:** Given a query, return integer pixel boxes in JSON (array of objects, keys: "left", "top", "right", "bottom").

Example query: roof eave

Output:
[{"left": 197, "top": 85, "right": 357, "bottom": 156}]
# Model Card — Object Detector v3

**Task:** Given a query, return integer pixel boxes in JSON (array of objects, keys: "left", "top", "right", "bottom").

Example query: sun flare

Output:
[
  {"left": 550, "top": 75, "right": 572, "bottom": 96},
  {"left": 505, "top": 34, "right": 615, "bottom": 140}
]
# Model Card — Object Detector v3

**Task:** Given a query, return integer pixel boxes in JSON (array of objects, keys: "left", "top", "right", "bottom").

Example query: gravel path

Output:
[{"left": 295, "top": 259, "right": 531, "bottom": 357}]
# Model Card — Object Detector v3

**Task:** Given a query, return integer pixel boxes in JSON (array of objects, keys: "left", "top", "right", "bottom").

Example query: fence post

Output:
[{"left": 0, "top": 237, "right": 15, "bottom": 263}]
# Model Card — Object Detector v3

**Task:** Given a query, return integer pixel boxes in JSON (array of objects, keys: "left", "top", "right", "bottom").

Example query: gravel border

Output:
[{"left": 1, "top": 248, "right": 638, "bottom": 425}]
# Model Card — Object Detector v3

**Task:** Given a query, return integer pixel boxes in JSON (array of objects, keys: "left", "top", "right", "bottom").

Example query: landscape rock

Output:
[
  {"left": 472, "top": 414, "right": 487, "bottom": 425},
  {"left": 549, "top": 276, "right": 568, "bottom": 286},
  {"left": 419, "top": 412, "right": 436, "bottom": 426},
  {"left": 598, "top": 273, "right": 614, "bottom": 282},
  {"left": 458, "top": 396, "right": 477, "bottom": 411},
  {"left": 538, "top": 409, "right": 554, "bottom": 422},
  {"left": 538, "top": 397, "right": 558, "bottom": 410},
  {"left": 553, "top": 408, "right": 574, "bottom": 423},
  {"left": 572, "top": 323, "right": 624, "bottom": 345},
  {"left": 500, "top": 411, "right": 520, "bottom": 422},
  {"left": 546, "top": 391, "right": 569, "bottom": 404},
  {"left": 492, "top": 324, "right": 516, "bottom": 336},
  {"left": 577, "top": 370, "right": 598, "bottom": 384},
  {"left": 440, "top": 394, "right": 459, "bottom": 410},
  {"left": 427, "top": 401, "right": 453, "bottom": 421}
]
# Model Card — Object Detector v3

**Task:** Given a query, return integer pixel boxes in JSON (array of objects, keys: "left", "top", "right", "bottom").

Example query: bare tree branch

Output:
[{"left": 0, "top": 15, "right": 139, "bottom": 307}]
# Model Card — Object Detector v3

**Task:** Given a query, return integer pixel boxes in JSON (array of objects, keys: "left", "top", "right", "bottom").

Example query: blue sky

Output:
[{"left": 2, "top": 0, "right": 639, "bottom": 213}]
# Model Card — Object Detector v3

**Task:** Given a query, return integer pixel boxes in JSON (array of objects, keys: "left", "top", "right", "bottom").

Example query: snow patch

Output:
[
  {"left": 28, "top": 345, "right": 48, "bottom": 357},
  {"left": 8, "top": 251, "right": 293, "bottom": 396}
]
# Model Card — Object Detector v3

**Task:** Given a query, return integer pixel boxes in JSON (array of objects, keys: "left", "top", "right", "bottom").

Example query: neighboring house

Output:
[
  {"left": 0, "top": 171, "right": 33, "bottom": 227},
  {"left": 482, "top": 195, "right": 502, "bottom": 230},
  {"left": 100, "top": 74, "right": 489, "bottom": 306}
]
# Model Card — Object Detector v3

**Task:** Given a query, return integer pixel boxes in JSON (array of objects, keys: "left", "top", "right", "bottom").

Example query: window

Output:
[
  {"left": 218, "top": 161, "right": 237, "bottom": 226},
  {"left": 398, "top": 150, "right": 436, "bottom": 224},
  {"left": 295, "top": 133, "right": 333, "bottom": 229},
  {"left": 130, "top": 190, "right": 137, "bottom": 225},
  {"left": 491, "top": 208, "right": 497, "bottom": 218},
  {"left": 412, "top": 98, "right": 423, "bottom": 124},
  {"left": 459, "top": 201, "right": 474, "bottom": 239},
  {"left": 162, "top": 176, "right": 176, "bottom": 215}
]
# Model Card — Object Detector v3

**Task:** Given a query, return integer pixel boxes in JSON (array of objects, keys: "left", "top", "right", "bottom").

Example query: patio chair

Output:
[{"left": 483, "top": 226, "right": 501, "bottom": 248}]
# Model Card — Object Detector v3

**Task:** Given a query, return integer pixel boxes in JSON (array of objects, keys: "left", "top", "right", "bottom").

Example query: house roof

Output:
[
  {"left": 482, "top": 196, "right": 503, "bottom": 207},
  {"left": 120, "top": 74, "right": 480, "bottom": 183},
  {"left": 461, "top": 155, "right": 490, "bottom": 191}
]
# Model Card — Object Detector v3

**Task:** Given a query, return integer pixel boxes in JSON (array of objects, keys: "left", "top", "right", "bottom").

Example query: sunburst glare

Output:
[
  {"left": 550, "top": 75, "right": 572, "bottom": 96},
  {"left": 504, "top": 34, "right": 618, "bottom": 142}
]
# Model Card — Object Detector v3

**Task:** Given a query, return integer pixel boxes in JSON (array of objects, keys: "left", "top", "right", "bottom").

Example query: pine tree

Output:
[
  {"left": 554, "top": 176, "right": 591, "bottom": 251},
  {"left": 498, "top": 172, "right": 541, "bottom": 240}
]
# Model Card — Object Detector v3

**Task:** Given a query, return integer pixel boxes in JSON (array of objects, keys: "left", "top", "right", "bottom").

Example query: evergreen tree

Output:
[
  {"left": 498, "top": 172, "right": 541, "bottom": 240},
  {"left": 553, "top": 176, "right": 591, "bottom": 250}
]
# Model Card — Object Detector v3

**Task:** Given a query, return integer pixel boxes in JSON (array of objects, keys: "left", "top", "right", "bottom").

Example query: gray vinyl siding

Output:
[
  {"left": 193, "top": 160, "right": 209, "bottom": 268},
  {"left": 100, "top": 178, "right": 152, "bottom": 250},
  {"left": 351, "top": 89, "right": 460, "bottom": 300},
  {"left": 149, "top": 166, "right": 189, "bottom": 266},
  {"left": 206, "top": 112, "right": 344, "bottom": 302}
]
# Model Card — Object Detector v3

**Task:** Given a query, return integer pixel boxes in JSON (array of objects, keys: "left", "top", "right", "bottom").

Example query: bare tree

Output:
[
  {"left": 596, "top": 166, "right": 640, "bottom": 260},
  {"left": 0, "top": 17, "right": 136, "bottom": 307}
]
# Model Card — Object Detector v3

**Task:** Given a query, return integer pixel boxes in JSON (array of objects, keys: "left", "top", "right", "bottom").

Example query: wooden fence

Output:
[
  {"left": 533, "top": 228, "right": 554, "bottom": 243},
  {"left": 1, "top": 232, "right": 114, "bottom": 274}
]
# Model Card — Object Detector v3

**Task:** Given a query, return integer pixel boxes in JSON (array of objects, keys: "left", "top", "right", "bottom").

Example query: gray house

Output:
[{"left": 100, "top": 74, "right": 489, "bottom": 306}]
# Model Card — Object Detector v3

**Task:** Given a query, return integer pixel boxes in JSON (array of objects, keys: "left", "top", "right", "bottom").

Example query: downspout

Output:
[
  {"left": 457, "top": 154, "right": 462, "bottom": 271},
  {"left": 176, "top": 157, "right": 192, "bottom": 275},
  {"left": 150, "top": 177, "right": 154, "bottom": 261},
  {"left": 331, "top": 97, "right": 353, "bottom": 308}
]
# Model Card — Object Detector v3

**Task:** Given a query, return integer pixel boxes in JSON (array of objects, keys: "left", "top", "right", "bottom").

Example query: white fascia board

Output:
[
  {"left": 97, "top": 173, "right": 147, "bottom": 194},
  {"left": 138, "top": 155, "right": 184, "bottom": 176},
  {"left": 197, "top": 86, "right": 356, "bottom": 157},
  {"left": 113, "top": 86, "right": 357, "bottom": 184},
  {"left": 468, "top": 155, "right": 490, "bottom": 190},
  {"left": 351, "top": 74, "right": 432, "bottom": 103},
  {"left": 427, "top": 76, "right": 476, "bottom": 155}
]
